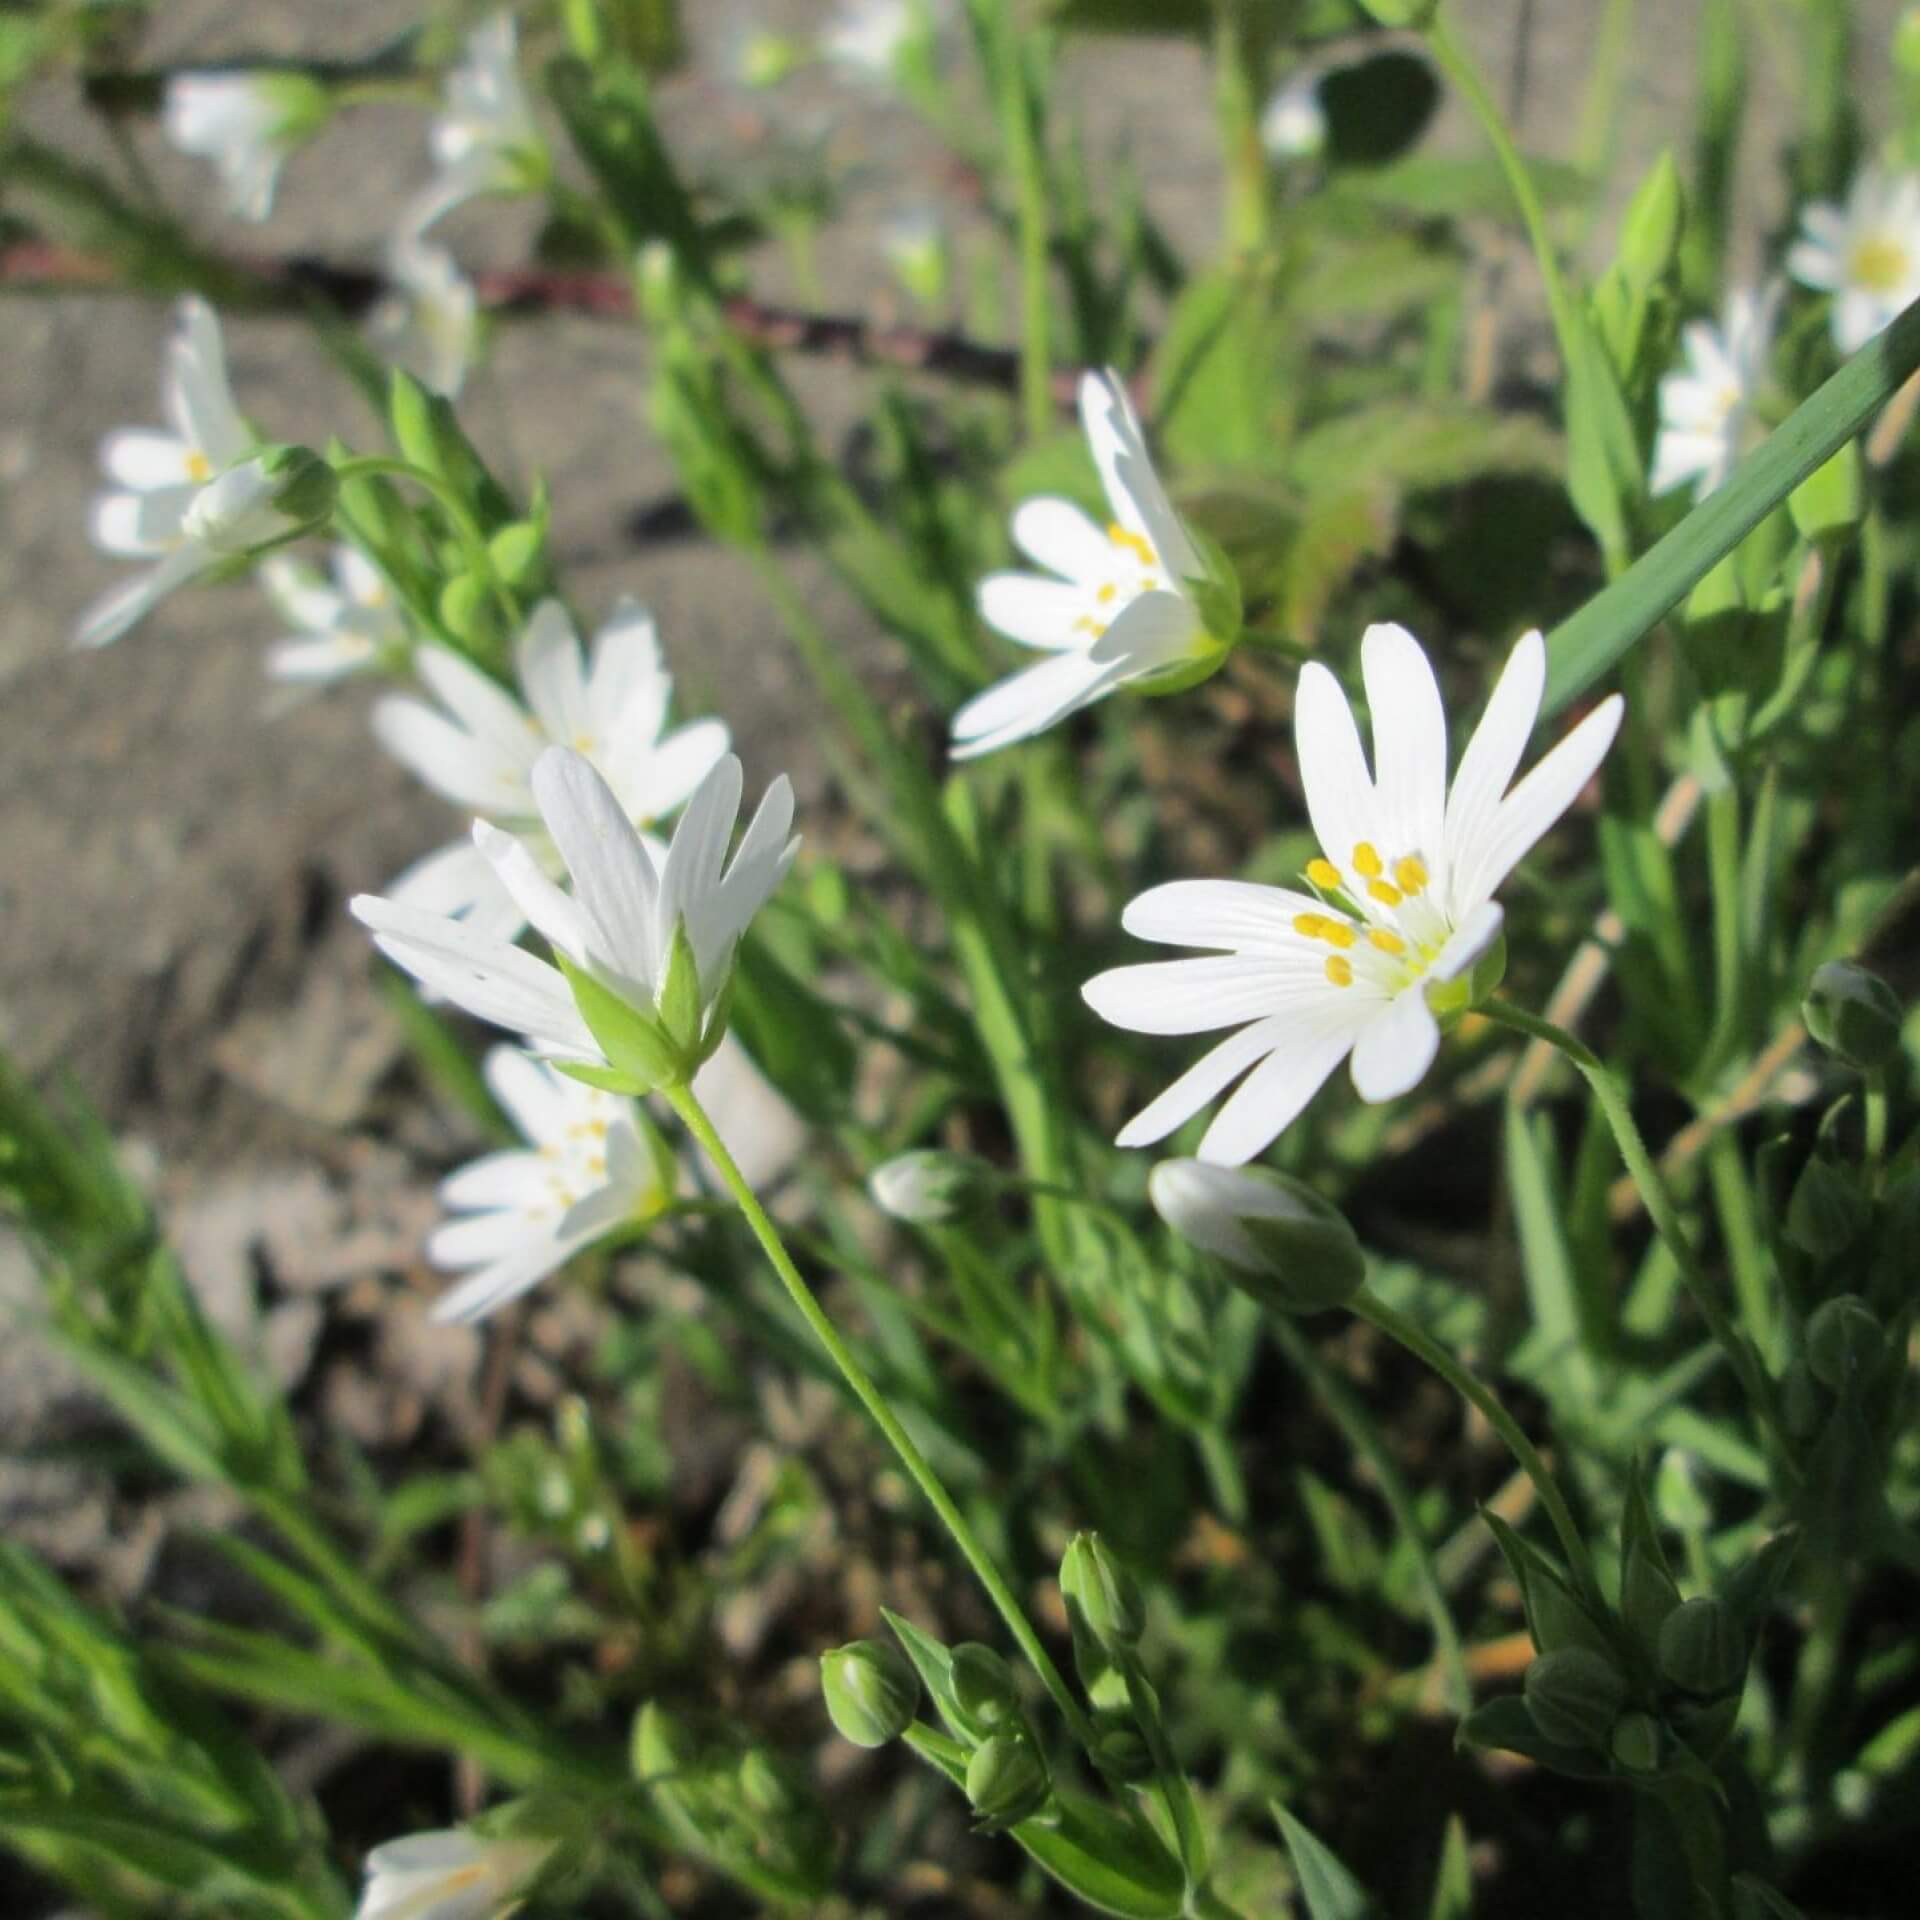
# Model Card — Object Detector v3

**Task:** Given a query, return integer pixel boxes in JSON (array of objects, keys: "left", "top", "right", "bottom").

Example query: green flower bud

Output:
[
  {"left": 868, "top": 1149, "right": 991, "bottom": 1225},
  {"left": 1087, "top": 1706, "right": 1154, "bottom": 1784},
  {"left": 261, "top": 444, "right": 337, "bottom": 526},
  {"left": 1802, "top": 961, "right": 1903, "bottom": 1072},
  {"left": 1621, "top": 1542, "right": 1683, "bottom": 1654},
  {"left": 1523, "top": 1647, "right": 1629, "bottom": 1751},
  {"left": 964, "top": 1729, "right": 1050, "bottom": 1831},
  {"left": 820, "top": 1641, "right": 918, "bottom": 1749},
  {"left": 1149, "top": 1159, "right": 1364, "bottom": 1315},
  {"left": 949, "top": 1643, "right": 1021, "bottom": 1736},
  {"left": 1806, "top": 1294, "right": 1885, "bottom": 1391},
  {"left": 1657, "top": 1597, "right": 1745, "bottom": 1698},
  {"left": 1059, "top": 1532, "right": 1145, "bottom": 1656},
  {"left": 1617, "top": 151, "right": 1684, "bottom": 293},
  {"left": 737, "top": 1747, "right": 803, "bottom": 1817},
  {"left": 1610, "top": 1710, "right": 1663, "bottom": 1773},
  {"left": 1785, "top": 1156, "right": 1870, "bottom": 1259}
]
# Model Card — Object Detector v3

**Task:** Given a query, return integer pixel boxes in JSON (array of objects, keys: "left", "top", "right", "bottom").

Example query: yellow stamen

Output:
[
  {"left": 185, "top": 449, "right": 212, "bottom": 483},
  {"left": 1107, "top": 522, "right": 1157, "bottom": 567},
  {"left": 1097, "top": 582, "right": 1118, "bottom": 604},
  {"left": 1073, "top": 615, "right": 1109, "bottom": 637},
  {"left": 1319, "top": 919, "right": 1356, "bottom": 950},
  {"left": 1369, "top": 928, "right": 1407, "bottom": 955},
  {"left": 1367, "top": 879, "right": 1403, "bottom": 907},
  {"left": 1850, "top": 233, "right": 1911, "bottom": 296},
  {"left": 1325, "top": 955, "right": 1354, "bottom": 988},
  {"left": 1306, "top": 857, "right": 1343, "bottom": 892},
  {"left": 1393, "top": 855, "right": 1428, "bottom": 895},
  {"left": 1140, "top": 576, "right": 1159, "bottom": 591},
  {"left": 1351, "top": 842, "right": 1383, "bottom": 879},
  {"left": 1293, "top": 912, "right": 1326, "bottom": 939}
]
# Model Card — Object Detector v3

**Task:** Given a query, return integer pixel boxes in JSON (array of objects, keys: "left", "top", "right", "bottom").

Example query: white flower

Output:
[
  {"left": 261, "top": 545, "right": 407, "bottom": 684},
  {"left": 351, "top": 747, "right": 798, "bottom": 1072},
  {"left": 1650, "top": 283, "right": 1781, "bottom": 501},
  {"left": 428, "top": 1047, "right": 669, "bottom": 1323},
  {"left": 76, "top": 300, "right": 295, "bottom": 649},
  {"left": 868, "top": 1149, "right": 986, "bottom": 1224},
  {"left": 354, "top": 1827, "right": 551, "bottom": 1920},
  {"left": 374, "top": 598, "right": 730, "bottom": 944},
  {"left": 412, "top": 11, "right": 542, "bottom": 231},
  {"left": 1788, "top": 167, "right": 1920, "bottom": 353},
  {"left": 821, "top": 0, "right": 922, "bottom": 77},
  {"left": 1083, "top": 625, "right": 1623, "bottom": 1165},
  {"left": 954, "top": 370, "right": 1221, "bottom": 760},
  {"left": 162, "top": 70, "right": 327, "bottom": 222},
  {"left": 371, "top": 234, "right": 481, "bottom": 398},
  {"left": 1259, "top": 74, "right": 1327, "bottom": 162}
]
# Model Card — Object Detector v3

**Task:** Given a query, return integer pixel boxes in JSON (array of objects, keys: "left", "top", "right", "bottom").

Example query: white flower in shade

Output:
[
  {"left": 1788, "top": 168, "right": 1920, "bottom": 352},
  {"left": 77, "top": 300, "right": 303, "bottom": 649},
  {"left": 1259, "top": 74, "right": 1327, "bottom": 162},
  {"left": 821, "top": 0, "right": 922, "bottom": 77},
  {"left": 429, "top": 1046, "right": 669, "bottom": 1323},
  {"left": 354, "top": 1828, "right": 551, "bottom": 1920},
  {"left": 371, "top": 234, "right": 481, "bottom": 398},
  {"left": 954, "top": 370, "right": 1225, "bottom": 760},
  {"left": 374, "top": 599, "right": 730, "bottom": 945},
  {"left": 1650, "top": 284, "right": 1780, "bottom": 501},
  {"left": 261, "top": 545, "right": 407, "bottom": 684},
  {"left": 352, "top": 747, "right": 798, "bottom": 1077},
  {"left": 162, "top": 70, "right": 328, "bottom": 222},
  {"left": 1149, "top": 1158, "right": 1364, "bottom": 1311},
  {"left": 1083, "top": 625, "right": 1623, "bottom": 1165},
  {"left": 412, "top": 11, "right": 543, "bottom": 231}
]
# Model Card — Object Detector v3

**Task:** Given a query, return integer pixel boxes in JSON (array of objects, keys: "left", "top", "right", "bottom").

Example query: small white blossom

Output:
[
  {"left": 374, "top": 598, "right": 730, "bottom": 945},
  {"left": 411, "top": 11, "right": 543, "bottom": 232},
  {"left": 1788, "top": 167, "right": 1920, "bottom": 352},
  {"left": 1149, "top": 1159, "right": 1315, "bottom": 1271},
  {"left": 352, "top": 748, "right": 798, "bottom": 1071},
  {"left": 372, "top": 234, "right": 481, "bottom": 398},
  {"left": 1259, "top": 74, "right": 1327, "bottom": 162},
  {"left": 429, "top": 1047, "right": 668, "bottom": 1322},
  {"left": 954, "top": 370, "right": 1220, "bottom": 760},
  {"left": 77, "top": 300, "right": 298, "bottom": 649},
  {"left": 1084, "top": 625, "right": 1622, "bottom": 1165},
  {"left": 1650, "top": 283, "right": 1780, "bottom": 501},
  {"left": 162, "top": 70, "right": 327, "bottom": 222},
  {"left": 354, "top": 1828, "right": 551, "bottom": 1920},
  {"left": 821, "top": 0, "right": 922, "bottom": 78},
  {"left": 261, "top": 545, "right": 407, "bottom": 684}
]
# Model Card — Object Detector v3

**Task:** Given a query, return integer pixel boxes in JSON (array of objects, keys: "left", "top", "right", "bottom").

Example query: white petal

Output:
[
  {"left": 439, "top": 1148, "right": 555, "bottom": 1210},
  {"left": 1649, "top": 428, "right": 1718, "bottom": 498},
  {"left": 1112, "top": 1015, "right": 1291, "bottom": 1150},
  {"left": 90, "top": 486, "right": 193, "bottom": 556},
  {"left": 585, "top": 597, "right": 667, "bottom": 725},
  {"left": 1785, "top": 236, "right": 1840, "bottom": 293},
  {"left": 415, "top": 645, "right": 544, "bottom": 766},
  {"left": 515, "top": 599, "right": 590, "bottom": 746},
  {"left": 1085, "top": 589, "right": 1206, "bottom": 679},
  {"left": 978, "top": 572, "right": 1097, "bottom": 651},
  {"left": 1121, "top": 880, "right": 1333, "bottom": 957},
  {"left": 1293, "top": 660, "right": 1379, "bottom": 880},
  {"left": 613, "top": 718, "right": 731, "bottom": 827},
  {"left": 1833, "top": 288, "right": 1886, "bottom": 354},
  {"left": 1428, "top": 900, "right": 1505, "bottom": 983},
  {"left": 474, "top": 821, "right": 593, "bottom": 964},
  {"left": 532, "top": 746, "right": 664, "bottom": 989},
  {"left": 100, "top": 429, "right": 195, "bottom": 491},
  {"left": 949, "top": 651, "right": 1120, "bottom": 759},
  {"left": 1442, "top": 629, "right": 1545, "bottom": 918},
  {"left": 387, "top": 837, "right": 510, "bottom": 924},
  {"left": 260, "top": 553, "right": 344, "bottom": 632},
  {"left": 373, "top": 694, "right": 530, "bottom": 816},
  {"left": 71, "top": 549, "right": 205, "bottom": 649},
  {"left": 1010, "top": 497, "right": 1112, "bottom": 582},
  {"left": 266, "top": 634, "right": 375, "bottom": 683},
  {"left": 1360, "top": 622, "right": 1447, "bottom": 862},
  {"left": 1081, "top": 955, "right": 1295, "bottom": 1035},
  {"left": 1196, "top": 1001, "right": 1370, "bottom": 1165},
  {"left": 429, "top": 1235, "right": 577, "bottom": 1323},
  {"left": 166, "top": 297, "right": 249, "bottom": 467},
  {"left": 1348, "top": 989, "right": 1440, "bottom": 1103},
  {"left": 1078, "top": 369, "right": 1201, "bottom": 579}
]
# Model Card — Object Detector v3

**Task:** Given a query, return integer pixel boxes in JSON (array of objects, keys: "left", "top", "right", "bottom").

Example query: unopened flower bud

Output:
[
  {"left": 181, "top": 457, "right": 296, "bottom": 556},
  {"left": 1657, "top": 1597, "right": 1745, "bottom": 1697},
  {"left": 1806, "top": 1294, "right": 1884, "bottom": 1391},
  {"left": 737, "top": 1746, "right": 803, "bottom": 1817},
  {"left": 1088, "top": 1706, "right": 1154, "bottom": 1783},
  {"left": 820, "top": 1640, "right": 918, "bottom": 1749},
  {"left": 1523, "top": 1646, "right": 1628, "bottom": 1750},
  {"left": 1059, "top": 1532, "right": 1145, "bottom": 1655},
  {"left": 1802, "top": 960, "right": 1903, "bottom": 1072},
  {"left": 949, "top": 1643, "right": 1021, "bottom": 1735},
  {"left": 1785, "top": 1156, "right": 1870, "bottom": 1259},
  {"left": 868, "top": 1149, "right": 989, "bottom": 1225},
  {"left": 964, "top": 1729, "right": 1049, "bottom": 1831},
  {"left": 1617, "top": 151, "right": 1684, "bottom": 293},
  {"left": 1149, "top": 1159, "right": 1364, "bottom": 1314},
  {"left": 261, "top": 444, "right": 338, "bottom": 527},
  {"left": 1610, "top": 1710, "right": 1662, "bottom": 1773}
]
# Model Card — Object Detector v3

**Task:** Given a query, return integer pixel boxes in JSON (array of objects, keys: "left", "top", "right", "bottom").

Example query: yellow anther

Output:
[
  {"left": 1140, "top": 576, "right": 1159, "bottom": 591},
  {"left": 1319, "top": 919, "right": 1356, "bottom": 949},
  {"left": 1851, "top": 234, "right": 1911, "bottom": 296},
  {"left": 587, "top": 1154, "right": 606, "bottom": 1176},
  {"left": 1107, "top": 522, "right": 1157, "bottom": 567},
  {"left": 1393, "top": 855, "right": 1429, "bottom": 895},
  {"left": 1351, "top": 842, "right": 1383, "bottom": 879},
  {"left": 1097, "top": 582, "right": 1118, "bottom": 604},
  {"left": 1367, "top": 879, "right": 1404, "bottom": 907},
  {"left": 1073, "top": 614, "right": 1110, "bottom": 637},
  {"left": 1369, "top": 928, "right": 1407, "bottom": 955},
  {"left": 185, "top": 450, "right": 212, "bottom": 483},
  {"left": 1293, "top": 912, "right": 1326, "bottom": 939},
  {"left": 1306, "top": 857, "right": 1343, "bottom": 892},
  {"left": 1324, "top": 955, "right": 1354, "bottom": 988}
]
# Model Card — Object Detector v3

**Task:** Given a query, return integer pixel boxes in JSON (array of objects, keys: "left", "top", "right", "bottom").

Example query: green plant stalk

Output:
[
  {"left": 1350, "top": 1286, "right": 1602, "bottom": 1604},
  {"left": 1543, "top": 297, "right": 1920, "bottom": 714},
  {"left": 990, "top": 15, "right": 1055, "bottom": 441},
  {"left": 662, "top": 1078, "right": 1098, "bottom": 1753},
  {"left": 1211, "top": 0, "right": 1270, "bottom": 255},
  {"left": 1118, "top": 1652, "right": 1208, "bottom": 1887},
  {"left": 328, "top": 453, "right": 518, "bottom": 631},
  {"left": 1478, "top": 1001, "right": 1790, "bottom": 1458}
]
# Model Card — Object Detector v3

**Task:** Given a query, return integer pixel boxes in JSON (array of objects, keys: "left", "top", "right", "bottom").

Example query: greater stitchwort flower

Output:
[
  {"left": 353, "top": 1828, "right": 551, "bottom": 1920},
  {"left": 1788, "top": 167, "right": 1920, "bottom": 352},
  {"left": 820, "top": 0, "right": 927, "bottom": 80},
  {"left": 375, "top": 598, "right": 730, "bottom": 943},
  {"left": 411, "top": 10, "right": 544, "bottom": 231},
  {"left": 353, "top": 748, "right": 797, "bottom": 1087},
  {"left": 954, "top": 370, "right": 1233, "bottom": 759},
  {"left": 1651, "top": 284, "right": 1780, "bottom": 501},
  {"left": 260, "top": 544, "right": 408, "bottom": 685},
  {"left": 1084, "top": 625, "right": 1622, "bottom": 1163},
  {"left": 371, "top": 234, "right": 481, "bottom": 398},
  {"left": 162, "top": 70, "right": 330, "bottom": 222}
]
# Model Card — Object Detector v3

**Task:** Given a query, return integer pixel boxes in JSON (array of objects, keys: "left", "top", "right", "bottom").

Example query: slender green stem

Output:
[
  {"left": 1478, "top": 1000, "right": 1790, "bottom": 1455},
  {"left": 994, "top": 19, "right": 1055, "bottom": 441},
  {"left": 1351, "top": 1286, "right": 1601, "bottom": 1601},
  {"left": 1211, "top": 0, "right": 1270, "bottom": 255},
  {"left": 1120, "top": 1653, "right": 1208, "bottom": 1886},
  {"left": 662, "top": 1079, "right": 1097, "bottom": 1751}
]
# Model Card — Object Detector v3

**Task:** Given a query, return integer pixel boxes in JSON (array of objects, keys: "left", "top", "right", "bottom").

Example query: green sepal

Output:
[
  {"left": 1482, "top": 1512, "right": 1613, "bottom": 1656},
  {"left": 556, "top": 952, "right": 683, "bottom": 1091},
  {"left": 1182, "top": 522, "right": 1244, "bottom": 649},
  {"left": 657, "top": 918, "right": 704, "bottom": 1059},
  {"left": 550, "top": 1059, "right": 650, "bottom": 1097},
  {"left": 1457, "top": 1695, "right": 1613, "bottom": 1779}
]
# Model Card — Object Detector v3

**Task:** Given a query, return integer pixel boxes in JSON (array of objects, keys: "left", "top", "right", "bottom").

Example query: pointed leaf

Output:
[{"left": 1272, "top": 1803, "right": 1374, "bottom": 1920}]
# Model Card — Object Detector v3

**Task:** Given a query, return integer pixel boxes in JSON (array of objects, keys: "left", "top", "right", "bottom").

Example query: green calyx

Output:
[{"left": 555, "top": 924, "right": 724, "bottom": 1097}]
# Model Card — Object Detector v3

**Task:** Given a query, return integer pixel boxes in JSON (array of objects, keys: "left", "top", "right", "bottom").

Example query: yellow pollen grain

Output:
[
  {"left": 1140, "top": 575, "right": 1158, "bottom": 591},
  {"left": 1394, "top": 855, "right": 1428, "bottom": 895},
  {"left": 1319, "top": 919, "right": 1356, "bottom": 949},
  {"left": 573, "top": 733, "right": 596, "bottom": 752},
  {"left": 1073, "top": 614, "right": 1109, "bottom": 637},
  {"left": 1351, "top": 842, "right": 1383, "bottom": 879},
  {"left": 1369, "top": 928, "right": 1407, "bottom": 955},
  {"left": 1367, "top": 879, "right": 1403, "bottom": 906},
  {"left": 185, "top": 450, "right": 212, "bottom": 483},
  {"left": 1306, "top": 857, "right": 1343, "bottom": 891},
  {"left": 1324, "top": 955, "right": 1354, "bottom": 988},
  {"left": 1107, "top": 522, "right": 1157, "bottom": 566},
  {"left": 1097, "top": 582, "right": 1118, "bottom": 604},
  {"left": 1292, "top": 912, "right": 1326, "bottom": 939}
]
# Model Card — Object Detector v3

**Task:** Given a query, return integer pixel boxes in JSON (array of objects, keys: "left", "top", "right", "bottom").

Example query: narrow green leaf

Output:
[{"left": 1272, "top": 1803, "right": 1373, "bottom": 1920}]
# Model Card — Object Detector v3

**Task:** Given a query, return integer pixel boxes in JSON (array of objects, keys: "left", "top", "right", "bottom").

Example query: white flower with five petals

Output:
[
  {"left": 261, "top": 545, "right": 408, "bottom": 684},
  {"left": 1650, "top": 284, "right": 1780, "bottom": 501},
  {"left": 162, "top": 70, "right": 328, "bottom": 222},
  {"left": 351, "top": 747, "right": 798, "bottom": 1074},
  {"left": 374, "top": 598, "right": 730, "bottom": 946},
  {"left": 1788, "top": 167, "right": 1920, "bottom": 353},
  {"left": 954, "top": 370, "right": 1224, "bottom": 760},
  {"left": 353, "top": 1827, "right": 551, "bottom": 1920},
  {"left": 1083, "top": 625, "right": 1622, "bottom": 1165}
]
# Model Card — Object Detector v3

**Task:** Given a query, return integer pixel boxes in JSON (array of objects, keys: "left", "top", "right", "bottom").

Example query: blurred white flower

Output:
[
  {"left": 261, "top": 545, "right": 408, "bottom": 684},
  {"left": 162, "top": 70, "right": 329, "bottom": 222},
  {"left": 429, "top": 1046, "right": 669, "bottom": 1323},
  {"left": 352, "top": 748, "right": 799, "bottom": 1075},
  {"left": 412, "top": 11, "right": 543, "bottom": 231},
  {"left": 1084, "top": 626, "right": 1622, "bottom": 1164},
  {"left": 374, "top": 598, "right": 730, "bottom": 944},
  {"left": 821, "top": 0, "right": 924, "bottom": 78},
  {"left": 1788, "top": 167, "right": 1920, "bottom": 352},
  {"left": 372, "top": 235, "right": 481, "bottom": 398},
  {"left": 1650, "top": 283, "right": 1780, "bottom": 501},
  {"left": 354, "top": 1827, "right": 551, "bottom": 1920},
  {"left": 1258, "top": 74, "right": 1327, "bottom": 162},
  {"left": 954, "top": 370, "right": 1222, "bottom": 759}
]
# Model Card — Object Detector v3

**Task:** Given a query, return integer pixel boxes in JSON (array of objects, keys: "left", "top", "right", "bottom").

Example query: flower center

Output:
[
  {"left": 1850, "top": 232, "right": 1911, "bottom": 296},
  {"left": 1072, "top": 523, "right": 1170, "bottom": 644},
  {"left": 185, "top": 449, "right": 213, "bottom": 483},
  {"left": 1298, "top": 841, "right": 1447, "bottom": 992}
]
